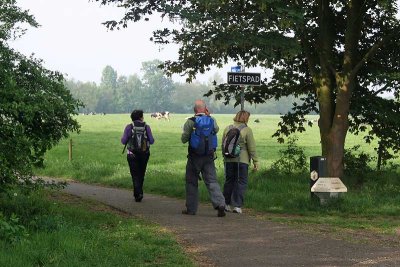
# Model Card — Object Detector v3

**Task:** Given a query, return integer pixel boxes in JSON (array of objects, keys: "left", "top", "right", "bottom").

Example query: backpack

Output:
[
  {"left": 127, "top": 122, "right": 148, "bottom": 153},
  {"left": 189, "top": 116, "right": 218, "bottom": 156},
  {"left": 222, "top": 125, "right": 246, "bottom": 158}
]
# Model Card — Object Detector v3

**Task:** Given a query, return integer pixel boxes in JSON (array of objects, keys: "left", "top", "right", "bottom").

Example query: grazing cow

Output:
[
  {"left": 160, "top": 111, "right": 170, "bottom": 121},
  {"left": 151, "top": 111, "right": 170, "bottom": 121},
  {"left": 254, "top": 119, "right": 260, "bottom": 123},
  {"left": 151, "top": 112, "right": 161, "bottom": 119}
]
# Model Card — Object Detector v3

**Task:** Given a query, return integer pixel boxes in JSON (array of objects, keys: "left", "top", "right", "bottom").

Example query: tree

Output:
[
  {"left": 97, "top": 65, "right": 118, "bottom": 113},
  {"left": 0, "top": 0, "right": 81, "bottom": 190},
  {"left": 96, "top": 0, "right": 400, "bottom": 178},
  {"left": 66, "top": 79, "right": 99, "bottom": 113},
  {"left": 140, "top": 59, "right": 175, "bottom": 111},
  {"left": 115, "top": 74, "right": 143, "bottom": 113}
]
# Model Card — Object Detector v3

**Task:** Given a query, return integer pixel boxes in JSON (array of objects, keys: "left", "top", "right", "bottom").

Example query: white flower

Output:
[{"left": 13, "top": 193, "right": 18, "bottom": 197}]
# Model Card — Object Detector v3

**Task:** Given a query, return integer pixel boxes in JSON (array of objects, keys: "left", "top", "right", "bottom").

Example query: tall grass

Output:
[{"left": 35, "top": 114, "right": 400, "bottom": 232}]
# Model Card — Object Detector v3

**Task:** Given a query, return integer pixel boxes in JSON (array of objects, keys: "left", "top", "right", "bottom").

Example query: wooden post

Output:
[{"left": 68, "top": 139, "right": 72, "bottom": 161}]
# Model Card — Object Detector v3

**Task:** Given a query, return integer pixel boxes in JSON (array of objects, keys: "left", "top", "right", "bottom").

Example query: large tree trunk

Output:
[
  {"left": 323, "top": 118, "right": 349, "bottom": 178},
  {"left": 312, "top": 0, "right": 363, "bottom": 179},
  {"left": 318, "top": 75, "right": 353, "bottom": 178}
]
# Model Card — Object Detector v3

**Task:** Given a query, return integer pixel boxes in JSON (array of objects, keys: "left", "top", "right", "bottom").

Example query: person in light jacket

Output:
[{"left": 222, "top": 110, "right": 259, "bottom": 214}]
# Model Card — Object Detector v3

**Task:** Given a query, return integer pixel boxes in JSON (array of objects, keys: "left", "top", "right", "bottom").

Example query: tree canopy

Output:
[
  {"left": 0, "top": 0, "right": 81, "bottom": 190},
  {"left": 96, "top": 0, "right": 400, "bottom": 177}
]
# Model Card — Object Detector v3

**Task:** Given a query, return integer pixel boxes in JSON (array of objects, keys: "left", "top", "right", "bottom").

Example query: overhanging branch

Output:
[{"left": 350, "top": 35, "right": 390, "bottom": 79}]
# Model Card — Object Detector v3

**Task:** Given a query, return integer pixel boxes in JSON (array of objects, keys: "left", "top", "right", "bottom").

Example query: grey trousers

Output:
[{"left": 185, "top": 154, "right": 225, "bottom": 213}]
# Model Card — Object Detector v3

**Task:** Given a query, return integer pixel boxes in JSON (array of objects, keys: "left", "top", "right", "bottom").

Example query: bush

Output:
[
  {"left": 0, "top": 213, "right": 28, "bottom": 244},
  {"left": 271, "top": 136, "right": 307, "bottom": 174},
  {"left": 344, "top": 145, "right": 375, "bottom": 186},
  {"left": 0, "top": 189, "right": 64, "bottom": 234}
]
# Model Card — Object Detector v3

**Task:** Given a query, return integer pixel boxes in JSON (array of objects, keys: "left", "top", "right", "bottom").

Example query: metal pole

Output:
[
  {"left": 240, "top": 86, "right": 245, "bottom": 111},
  {"left": 69, "top": 138, "right": 72, "bottom": 161},
  {"left": 241, "top": 66, "right": 245, "bottom": 111}
]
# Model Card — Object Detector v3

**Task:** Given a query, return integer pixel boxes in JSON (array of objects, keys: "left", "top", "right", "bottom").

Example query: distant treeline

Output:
[{"left": 66, "top": 59, "right": 300, "bottom": 114}]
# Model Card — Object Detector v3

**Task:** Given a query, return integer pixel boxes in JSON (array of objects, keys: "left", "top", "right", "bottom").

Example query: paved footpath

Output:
[{"left": 59, "top": 180, "right": 400, "bottom": 267}]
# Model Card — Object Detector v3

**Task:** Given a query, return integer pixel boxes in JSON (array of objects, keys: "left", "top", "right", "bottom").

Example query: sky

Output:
[
  {"left": 11, "top": 0, "right": 236, "bottom": 84},
  {"left": 10, "top": 0, "right": 400, "bottom": 85}
]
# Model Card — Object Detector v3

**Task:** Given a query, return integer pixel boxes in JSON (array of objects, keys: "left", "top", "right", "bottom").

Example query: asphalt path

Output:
[{"left": 57, "top": 180, "right": 400, "bottom": 267}]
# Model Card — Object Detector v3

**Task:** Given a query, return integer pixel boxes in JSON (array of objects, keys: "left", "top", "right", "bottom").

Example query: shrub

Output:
[
  {"left": 344, "top": 145, "right": 375, "bottom": 186},
  {"left": 271, "top": 136, "right": 307, "bottom": 174},
  {"left": 0, "top": 189, "right": 64, "bottom": 233},
  {"left": 0, "top": 213, "right": 28, "bottom": 244}
]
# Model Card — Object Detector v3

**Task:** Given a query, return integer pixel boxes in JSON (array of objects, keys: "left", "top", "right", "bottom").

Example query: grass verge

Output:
[{"left": 0, "top": 190, "right": 193, "bottom": 267}]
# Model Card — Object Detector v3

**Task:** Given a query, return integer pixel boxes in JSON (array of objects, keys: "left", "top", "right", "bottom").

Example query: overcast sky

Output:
[{"left": 10, "top": 0, "right": 400, "bottom": 84}]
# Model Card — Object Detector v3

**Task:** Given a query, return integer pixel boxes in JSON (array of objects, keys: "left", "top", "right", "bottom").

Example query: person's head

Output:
[
  {"left": 193, "top": 99, "right": 208, "bottom": 114},
  {"left": 233, "top": 110, "right": 251, "bottom": 124},
  {"left": 131, "top": 109, "right": 144, "bottom": 121}
]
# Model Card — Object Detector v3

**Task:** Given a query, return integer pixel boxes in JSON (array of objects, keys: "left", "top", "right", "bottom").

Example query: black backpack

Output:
[
  {"left": 127, "top": 122, "right": 148, "bottom": 153},
  {"left": 222, "top": 125, "right": 246, "bottom": 158}
]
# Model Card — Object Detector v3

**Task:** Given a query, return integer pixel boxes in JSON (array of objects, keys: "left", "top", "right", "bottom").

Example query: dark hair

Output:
[{"left": 131, "top": 110, "right": 144, "bottom": 121}]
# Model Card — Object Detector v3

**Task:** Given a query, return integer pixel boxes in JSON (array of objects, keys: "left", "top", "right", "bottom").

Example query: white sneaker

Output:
[
  {"left": 233, "top": 207, "right": 242, "bottom": 214},
  {"left": 224, "top": 205, "right": 232, "bottom": 212}
]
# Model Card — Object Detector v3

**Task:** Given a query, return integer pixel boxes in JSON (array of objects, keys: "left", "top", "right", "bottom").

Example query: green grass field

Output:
[
  {"left": 0, "top": 191, "right": 193, "bottom": 266},
  {"left": 35, "top": 114, "right": 400, "bottom": 233}
]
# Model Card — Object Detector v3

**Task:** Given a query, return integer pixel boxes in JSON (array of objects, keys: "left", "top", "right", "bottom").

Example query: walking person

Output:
[
  {"left": 222, "top": 110, "right": 259, "bottom": 214},
  {"left": 181, "top": 100, "right": 226, "bottom": 217},
  {"left": 121, "top": 110, "right": 155, "bottom": 202}
]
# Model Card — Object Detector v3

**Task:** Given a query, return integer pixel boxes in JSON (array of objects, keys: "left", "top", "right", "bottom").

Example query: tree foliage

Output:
[
  {"left": 66, "top": 63, "right": 300, "bottom": 114},
  {"left": 96, "top": 0, "right": 400, "bottom": 177},
  {"left": 0, "top": 0, "right": 81, "bottom": 190}
]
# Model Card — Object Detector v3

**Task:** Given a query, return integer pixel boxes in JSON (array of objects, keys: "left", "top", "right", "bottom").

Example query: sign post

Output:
[
  {"left": 227, "top": 69, "right": 261, "bottom": 111},
  {"left": 240, "top": 66, "right": 245, "bottom": 111}
]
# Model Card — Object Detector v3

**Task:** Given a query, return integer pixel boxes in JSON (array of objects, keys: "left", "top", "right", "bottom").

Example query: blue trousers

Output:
[{"left": 223, "top": 162, "right": 249, "bottom": 207}]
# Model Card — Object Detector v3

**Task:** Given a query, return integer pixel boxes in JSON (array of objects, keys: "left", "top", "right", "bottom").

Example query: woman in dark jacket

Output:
[{"left": 121, "top": 110, "right": 154, "bottom": 202}]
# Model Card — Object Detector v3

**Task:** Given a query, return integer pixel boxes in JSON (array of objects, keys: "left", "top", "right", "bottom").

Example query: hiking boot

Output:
[
  {"left": 232, "top": 207, "right": 242, "bottom": 214},
  {"left": 217, "top": 206, "right": 226, "bottom": 217},
  {"left": 135, "top": 194, "right": 143, "bottom": 202},
  {"left": 182, "top": 209, "right": 196, "bottom": 215},
  {"left": 224, "top": 205, "right": 232, "bottom": 212}
]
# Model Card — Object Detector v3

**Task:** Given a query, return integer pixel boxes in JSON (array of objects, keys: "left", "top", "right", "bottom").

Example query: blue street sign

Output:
[{"left": 231, "top": 66, "right": 242, "bottom": 72}]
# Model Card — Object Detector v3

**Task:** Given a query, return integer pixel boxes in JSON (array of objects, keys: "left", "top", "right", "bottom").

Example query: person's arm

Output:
[
  {"left": 121, "top": 124, "right": 131, "bottom": 145},
  {"left": 146, "top": 125, "right": 155, "bottom": 145},
  {"left": 181, "top": 119, "right": 194, "bottom": 143},
  {"left": 246, "top": 128, "right": 259, "bottom": 170},
  {"left": 212, "top": 117, "right": 219, "bottom": 134}
]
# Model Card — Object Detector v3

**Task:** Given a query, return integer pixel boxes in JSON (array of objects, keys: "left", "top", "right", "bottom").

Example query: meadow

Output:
[{"left": 36, "top": 114, "right": 400, "bottom": 233}]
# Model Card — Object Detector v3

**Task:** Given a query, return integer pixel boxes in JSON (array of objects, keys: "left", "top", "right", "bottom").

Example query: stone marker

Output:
[{"left": 311, "top": 177, "right": 347, "bottom": 204}]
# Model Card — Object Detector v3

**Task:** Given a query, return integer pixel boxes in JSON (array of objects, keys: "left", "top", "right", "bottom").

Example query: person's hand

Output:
[{"left": 253, "top": 162, "right": 259, "bottom": 171}]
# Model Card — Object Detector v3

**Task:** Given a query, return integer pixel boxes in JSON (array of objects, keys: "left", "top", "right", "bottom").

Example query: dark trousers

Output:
[
  {"left": 127, "top": 153, "right": 150, "bottom": 199},
  {"left": 185, "top": 154, "right": 225, "bottom": 213},
  {"left": 223, "top": 162, "right": 249, "bottom": 207}
]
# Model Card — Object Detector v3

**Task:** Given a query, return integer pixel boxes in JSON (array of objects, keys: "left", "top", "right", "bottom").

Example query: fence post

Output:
[{"left": 69, "top": 138, "right": 73, "bottom": 161}]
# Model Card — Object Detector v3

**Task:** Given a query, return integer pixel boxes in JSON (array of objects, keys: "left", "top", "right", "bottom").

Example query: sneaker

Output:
[
  {"left": 224, "top": 205, "right": 232, "bottom": 212},
  {"left": 182, "top": 209, "right": 196, "bottom": 215},
  {"left": 217, "top": 206, "right": 226, "bottom": 217},
  {"left": 232, "top": 207, "right": 242, "bottom": 214}
]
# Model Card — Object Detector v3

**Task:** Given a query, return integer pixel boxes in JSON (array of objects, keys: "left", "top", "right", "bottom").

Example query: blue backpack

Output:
[{"left": 189, "top": 116, "right": 217, "bottom": 155}]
